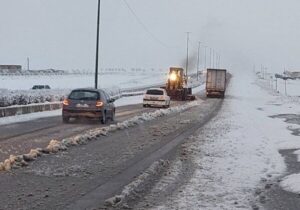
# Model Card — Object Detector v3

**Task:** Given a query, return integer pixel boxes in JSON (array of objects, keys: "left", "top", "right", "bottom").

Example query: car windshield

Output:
[
  {"left": 146, "top": 89, "right": 164, "bottom": 95},
  {"left": 69, "top": 90, "right": 99, "bottom": 101}
]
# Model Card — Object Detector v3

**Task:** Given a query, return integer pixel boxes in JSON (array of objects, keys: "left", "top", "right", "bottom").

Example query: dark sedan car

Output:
[{"left": 62, "top": 88, "right": 115, "bottom": 124}]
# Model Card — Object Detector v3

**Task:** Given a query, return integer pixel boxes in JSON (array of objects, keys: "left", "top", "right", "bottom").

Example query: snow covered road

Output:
[{"left": 129, "top": 73, "right": 300, "bottom": 210}]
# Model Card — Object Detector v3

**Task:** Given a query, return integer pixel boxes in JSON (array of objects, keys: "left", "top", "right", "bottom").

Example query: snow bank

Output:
[
  {"left": 0, "top": 72, "right": 204, "bottom": 108},
  {"left": 280, "top": 173, "right": 300, "bottom": 194},
  {"left": 104, "top": 160, "right": 169, "bottom": 207},
  {"left": 0, "top": 89, "right": 68, "bottom": 107}
]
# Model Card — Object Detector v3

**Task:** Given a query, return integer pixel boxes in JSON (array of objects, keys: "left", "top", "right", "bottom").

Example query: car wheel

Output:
[
  {"left": 143, "top": 104, "right": 147, "bottom": 108},
  {"left": 62, "top": 116, "right": 70, "bottom": 123},
  {"left": 101, "top": 111, "right": 107, "bottom": 124}
]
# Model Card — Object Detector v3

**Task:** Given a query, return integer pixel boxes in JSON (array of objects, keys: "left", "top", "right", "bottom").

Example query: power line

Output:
[{"left": 122, "top": 0, "right": 170, "bottom": 48}]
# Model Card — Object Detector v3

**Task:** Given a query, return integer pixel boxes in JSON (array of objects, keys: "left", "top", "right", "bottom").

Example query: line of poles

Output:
[{"left": 185, "top": 33, "right": 222, "bottom": 81}]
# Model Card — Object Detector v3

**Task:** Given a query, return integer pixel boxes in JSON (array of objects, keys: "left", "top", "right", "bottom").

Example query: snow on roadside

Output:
[
  {"left": 0, "top": 82, "right": 205, "bottom": 126},
  {"left": 280, "top": 173, "right": 300, "bottom": 194},
  {"left": 0, "top": 94, "right": 144, "bottom": 126},
  {"left": 0, "top": 109, "right": 62, "bottom": 126},
  {"left": 151, "top": 72, "right": 299, "bottom": 210},
  {"left": 104, "top": 160, "right": 169, "bottom": 208},
  {"left": 114, "top": 95, "right": 143, "bottom": 107}
]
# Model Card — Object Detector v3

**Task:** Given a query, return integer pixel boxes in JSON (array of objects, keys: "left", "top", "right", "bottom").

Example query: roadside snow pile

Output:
[
  {"left": 280, "top": 173, "right": 300, "bottom": 194},
  {"left": 0, "top": 100, "right": 200, "bottom": 172},
  {"left": 0, "top": 72, "right": 204, "bottom": 108},
  {"left": 0, "top": 87, "right": 122, "bottom": 108},
  {"left": 0, "top": 89, "right": 69, "bottom": 107},
  {"left": 104, "top": 160, "right": 169, "bottom": 207}
]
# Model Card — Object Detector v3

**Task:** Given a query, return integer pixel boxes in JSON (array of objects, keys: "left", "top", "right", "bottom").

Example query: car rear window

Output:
[
  {"left": 69, "top": 90, "right": 99, "bottom": 101},
  {"left": 146, "top": 89, "right": 164, "bottom": 95}
]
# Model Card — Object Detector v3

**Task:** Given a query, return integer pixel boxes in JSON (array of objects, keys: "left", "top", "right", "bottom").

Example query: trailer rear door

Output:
[{"left": 206, "top": 69, "right": 226, "bottom": 91}]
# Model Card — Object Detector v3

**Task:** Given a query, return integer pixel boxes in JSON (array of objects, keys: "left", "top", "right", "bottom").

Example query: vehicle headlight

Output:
[{"left": 170, "top": 73, "right": 177, "bottom": 81}]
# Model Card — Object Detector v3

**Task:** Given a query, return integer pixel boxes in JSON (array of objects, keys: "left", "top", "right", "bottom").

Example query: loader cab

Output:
[{"left": 167, "top": 67, "right": 185, "bottom": 90}]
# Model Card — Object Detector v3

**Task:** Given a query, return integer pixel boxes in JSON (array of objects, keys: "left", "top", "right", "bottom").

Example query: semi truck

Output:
[{"left": 206, "top": 68, "right": 227, "bottom": 98}]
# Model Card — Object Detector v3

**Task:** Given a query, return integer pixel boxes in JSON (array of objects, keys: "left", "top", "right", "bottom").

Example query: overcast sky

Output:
[{"left": 1, "top": 0, "right": 300, "bottom": 73}]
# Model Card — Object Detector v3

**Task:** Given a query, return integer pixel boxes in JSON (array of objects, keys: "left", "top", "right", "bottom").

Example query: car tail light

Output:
[
  {"left": 96, "top": 100, "right": 104, "bottom": 107},
  {"left": 63, "top": 99, "right": 69, "bottom": 106}
]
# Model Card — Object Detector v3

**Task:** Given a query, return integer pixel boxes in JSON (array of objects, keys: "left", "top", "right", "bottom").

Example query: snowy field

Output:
[
  {"left": 0, "top": 72, "right": 203, "bottom": 107},
  {"left": 276, "top": 79, "right": 300, "bottom": 96},
  {"left": 149, "top": 72, "right": 300, "bottom": 209},
  {"left": 0, "top": 72, "right": 167, "bottom": 90},
  {"left": 0, "top": 83, "right": 205, "bottom": 126},
  {"left": 257, "top": 77, "right": 300, "bottom": 97},
  {"left": 0, "top": 72, "right": 167, "bottom": 107}
]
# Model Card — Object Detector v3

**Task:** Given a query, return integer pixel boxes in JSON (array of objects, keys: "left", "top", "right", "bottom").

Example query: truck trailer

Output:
[{"left": 206, "top": 68, "right": 227, "bottom": 98}]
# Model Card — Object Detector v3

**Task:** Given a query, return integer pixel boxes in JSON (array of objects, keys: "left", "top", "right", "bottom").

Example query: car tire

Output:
[
  {"left": 164, "top": 101, "right": 170, "bottom": 108},
  {"left": 101, "top": 111, "right": 107, "bottom": 124},
  {"left": 143, "top": 104, "right": 147, "bottom": 108},
  {"left": 62, "top": 116, "right": 70, "bottom": 123}
]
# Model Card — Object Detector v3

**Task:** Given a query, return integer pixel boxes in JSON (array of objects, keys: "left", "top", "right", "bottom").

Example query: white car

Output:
[{"left": 143, "top": 88, "right": 170, "bottom": 108}]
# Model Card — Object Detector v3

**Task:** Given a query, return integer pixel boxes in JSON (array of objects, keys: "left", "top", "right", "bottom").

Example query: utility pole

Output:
[
  {"left": 209, "top": 48, "right": 212, "bottom": 68},
  {"left": 285, "top": 79, "right": 287, "bottom": 95},
  {"left": 95, "top": 0, "right": 101, "bottom": 89},
  {"left": 204, "top": 46, "right": 207, "bottom": 70},
  {"left": 185, "top": 32, "right": 190, "bottom": 85},
  {"left": 196, "top": 42, "right": 201, "bottom": 81},
  {"left": 27, "top": 57, "right": 30, "bottom": 70}
]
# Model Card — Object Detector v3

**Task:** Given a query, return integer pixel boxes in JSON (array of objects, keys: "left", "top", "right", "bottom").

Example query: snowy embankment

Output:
[
  {"left": 0, "top": 72, "right": 203, "bottom": 107},
  {"left": 256, "top": 77, "right": 300, "bottom": 195},
  {"left": 0, "top": 100, "right": 200, "bottom": 172},
  {"left": 0, "top": 72, "right": 168, "bottom": 107},
  {"left": 0, "top": 73, "right": 204, "bottom": 119},
  {"left": 0, "top": 80, "right": 205, "bottom": 125},
  {"left": 146, "top": 72, "right": 300, "bottom": 210}
]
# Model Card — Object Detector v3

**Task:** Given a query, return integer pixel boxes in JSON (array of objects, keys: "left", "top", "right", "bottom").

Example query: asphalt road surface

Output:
[{"left": 0, "top": 103, "right": 179, "bottom": 162}]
